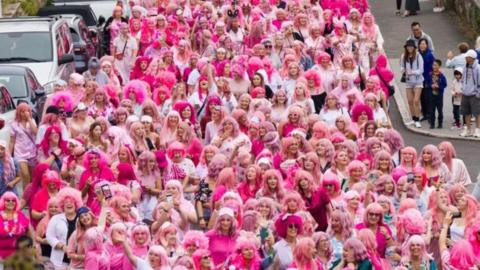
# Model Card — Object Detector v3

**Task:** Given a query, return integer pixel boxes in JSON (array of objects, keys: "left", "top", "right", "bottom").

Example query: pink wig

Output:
[
  {"left": 438, "top": 141, "right": 456, "bottom": 171},
  {"left": 173, "top": 101, "right": 196, "bottom": 124},
  {"left": 343, "top": 238, "right": 369, "bottom": 262},
  {"left": 148, "top": 245, "right": 170, "bottom": 269},
  {"left": 317, "top": 138, "right": 335, "bottom": 161},
  {"left": 218, "top": 117, "right": 241, "bottom": 138},
  {"left": 397, "top": 197, "right": 418, "bottom": 215},
  {"left": 400, "top": 146, "right": 418, "bottom": 167},
  {"left": 82, "top": 149, "right": 108, "bottom": 170},
  {"left": 183, "top": 230, "right": 209, "bottom": 250},
  {"left": 347, "top": 160, "right": 367, "bottom": 176},
  {"left": 327, "top": 210, "right": 354, "bottom": 239},
  {"left": 418, "top": 144, "right": 442, "bottom": 169},
  {"left": 123, "top": 80, "right": 147, "bottom": 104},
  {"left": 281, "top": 192, "right": 306, "bottom": 212},
  {"left": 274, "top": 213, "right": 304, "bottom": 239},
  {"left": 448, "top": 184, "right": 468, "bottom": 206},
  {"left": 304, "top": 70, "right": 322, "bottom": 89},
  {"left": 375, "top": 174, "right": 396, "bottom": 196},
  {"left": 357, "top": 228, "right": 378, "bottom": 251},
  {"left": 247, "top": 57, "right": 264, "bottom": 77},
  {"left": 130, "top": 223, "right": 150, "bottom": 247},
  {"left": 294, "top": 169, "right": 317, "bottom": 195},
  {"left": 41, "top": 169, "right": 63, "bottom": 189},
  {"left": 449, "top": 240, "right": 476, "bottom": 270},
  {"left": 0, "top": 191, "right": 20, "bottom": 211},
  {"left": 14, "top": 102, "right": 32, "bottom": 121},
  {"left": 39, "top": 125, "right": 69, "bottom": 157},
  {"left": 467, "top": 219, "right": 480, "bottom": 258},
  {"left": 398, "top": 208, "right": 426, "bottom": 236},
  {"left": 84, "top": 227, "right": 105, "bottom": 252},
  {"left": 215, "top": 167, "right": 237, "bottom": 190},
  {"left": 167, "top": 141, "right": 186, "bottom": 160},
  {"left": 155, "top": 71, "right": 177, "bottom": 89},
  {"left": 192, "top": 249, "right": 212, "bottom": 270},
  {"left": 232, "top": 233, "right": 261, "bottom": 269},
  {"left": 383, "top": 129, "right": 404, "bottom": 154},
  {"left": 401, "top": 235, "right": 432, "bottom": 263},
  {"left": 374, "top": 150, "right": 394, "bottom": 172},
  {"left": 56, "top": 187, "right": 83, "bottom": 210},
  {"left": 261, "top": 169, "right": 285, "bottom": 199},
  {"left": 213, "top": 208, "right": 238, "bottom": 237},
  {"left": 312, "top": 232, "right": 333, "bottom": 259},
  {"left": 153, "top": 86, "right": 170, "bottom": 105},
  {"left": 199, "top": 145, "right": 219, "bottom": 166},
  {"left": 351, "top": 103, "right": 374, "bottom": 123},
  {"left": 51, "top": 91, "right": 74, "bottom": 112},
  {"left": 321, "top": 171, "right": 341, "bottom": 193},
  {"left": 292, "top": 237, "right": 317, "bottom": 269},
  {"left": 363, "top": 203, "right": 385, "bottom": 226},
  {"left": 377, "top": 195, "right": 396, "bottom": 216}
]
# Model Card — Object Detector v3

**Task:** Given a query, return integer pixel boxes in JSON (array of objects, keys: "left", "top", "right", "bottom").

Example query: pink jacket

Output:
[{"left": 369, "top": 55, "right": 394, "bottom": 98}]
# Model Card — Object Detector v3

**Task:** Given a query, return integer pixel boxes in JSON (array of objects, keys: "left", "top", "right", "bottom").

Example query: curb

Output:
[{"left": 391, "top": 79, "right": 480, "bottom": 141}]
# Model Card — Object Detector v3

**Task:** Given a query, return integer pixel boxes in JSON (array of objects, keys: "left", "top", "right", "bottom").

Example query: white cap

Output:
[
  {"left": 465, "top": 49, "right": 477, "bottom": 59},
  {"left": 454, "top": 66, "right": 463, "bottom": 74},
  {"left": 218, "top": 207, "right": 235, "bottom": 218},
  {"left": 74, "top": 102, "right": 87, "bottom": 112}
]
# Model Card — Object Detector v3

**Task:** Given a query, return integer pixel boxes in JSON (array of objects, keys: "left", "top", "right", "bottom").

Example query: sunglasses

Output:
[
  {"left": 368, "top": 212, "right": 381, "bottom": 217},
  {"left": 202, "top": 255, "right": 211, "bottom": 259},
  {"left": 4, "top": 199, "right": 15, "bottom": 203},
  {"left": 264, "top": 45, "right": 273, "bottom": 48},
  {"left": 288, "top": 224, "right": 299, "bottom": 229}
]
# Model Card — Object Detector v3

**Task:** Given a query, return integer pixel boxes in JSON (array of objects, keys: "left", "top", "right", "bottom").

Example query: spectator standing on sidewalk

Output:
[
  {"left": 446, "top": 42, "right": 469, "bottom": 69},
  {"left": 451, "top": 67, "right": 464, "bottom": 129},
  {"left": 460, "top": 50, "right": 480, "bottom": 137},
  {"left": 424, "top": 59, "right": 447, "bottom": 129},
  {"left": 403, "top": 0, "right": 420, "bottom": 17},
  {"left": 407, "top": 22, "right": 435, "bottom": 53},
  {"left": 418, "top": 38, "right": 435, "bottom": 123},
  {"left": 400, "top": 39, "right": 424, "bottom": 128}
]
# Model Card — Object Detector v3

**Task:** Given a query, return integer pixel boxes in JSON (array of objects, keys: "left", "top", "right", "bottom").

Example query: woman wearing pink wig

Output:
[
  {"left": 438, "top": 141, "right": 471, "bottom": 187},
  {"left": 0, "top": 191, "right": 31, "bottom": 260},
  {"left": 205, "top": 207, "right": 239, "bottom": 266},
  {"left": 400, "top": 235, "right": 437, "bottom": 270},
  {"left": 37, "top": 125, "right": 70, "bottom": 172}
]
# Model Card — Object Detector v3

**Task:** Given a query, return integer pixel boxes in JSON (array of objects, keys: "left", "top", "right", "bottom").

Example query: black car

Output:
[
  {"left": 0, "top": 65, "right": 47, "bottom": 122},
  {"left": 38, "top": 5, "right": 104, "bottom": 56},
  {"left": 64, "top": 15, "right": 98, "bottom": 73}
]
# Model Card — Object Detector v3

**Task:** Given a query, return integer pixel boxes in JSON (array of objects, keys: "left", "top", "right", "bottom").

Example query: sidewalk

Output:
[{"left": 370, "top": 0, "right": 480, "bottom": 141}]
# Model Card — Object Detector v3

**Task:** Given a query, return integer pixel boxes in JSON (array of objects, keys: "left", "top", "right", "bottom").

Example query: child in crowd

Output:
[
  {"left": 425, "top": 59, "right": 447, "bottom": 129},
  {"left": 451, "top": 67, "right": 463, "bottom": 129}
]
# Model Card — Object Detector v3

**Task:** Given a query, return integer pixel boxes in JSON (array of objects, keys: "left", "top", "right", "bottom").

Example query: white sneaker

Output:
[
  {"left": 460, "top": 127, "right": 471, "bottom": 137},
  {"left": 405, "top": 120, "right": 415, "bottom": 126},
  {"left": 438, "top": 6, "right": 445, "bottom": 12},
  {"left": 433, "top": 7, "right": 440, "bottom": 12},
  {"left": 415, "top": 121, "right": 422, "bottom": 128},
  {"left": 474, "top": 128, "right": 480, "bottom": 138}
]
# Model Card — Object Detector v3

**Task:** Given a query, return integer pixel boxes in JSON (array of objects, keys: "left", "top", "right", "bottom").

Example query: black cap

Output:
[
  {"left": 46, "top": 105, "right": 60, "bottom": 115},
  {"left": 404, "top": 39, "right": 416, "bottom": 49}
]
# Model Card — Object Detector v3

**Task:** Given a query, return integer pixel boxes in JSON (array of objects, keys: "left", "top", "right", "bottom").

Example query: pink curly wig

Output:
[
  {"left": 173, "top": 100, "right": 196, "bottom": 124},
  {"left": 183, "top": 230, "right": 209, "bottom": 250},
  {"left": 51, "top": 91, "right": 74, "bottom": 112},
  {"left": 274, "top": 213, "right": 304, "bottom": 239},
  {"left": 449, "top": 239, "right": 477, "bottom": 270},
  {"left": 123, "top": 80, "right": 147, "bottom": 104},
  {"left": 351, "top": 103, "right": 374, "bottom": 123},
  {"left": 56, "top": 187, "right": 83, "bottom": 210}
]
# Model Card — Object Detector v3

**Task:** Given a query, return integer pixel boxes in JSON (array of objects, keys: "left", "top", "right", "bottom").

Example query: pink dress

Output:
[{"left": 0, "top": 211, "right": 30, "bottom": 259}]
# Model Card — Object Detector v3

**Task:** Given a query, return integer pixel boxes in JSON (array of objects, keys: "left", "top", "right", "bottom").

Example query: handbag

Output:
[
  {"left": 115, "top": 40, "right": 128, "bottom": 61},
  {"left": 400, "top": 57, "right": 407, "bottom": 83},
  {"left": 376, "top": 67, "right": 395, "bottom": 97},
  {"left": 358, "top": 66, "right": 366, "bottom": 90}
]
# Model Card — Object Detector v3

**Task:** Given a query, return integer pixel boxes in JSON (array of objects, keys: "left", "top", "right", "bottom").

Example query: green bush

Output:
[{"left": 20, "top": 0, "right": 39, "bottom": 15}]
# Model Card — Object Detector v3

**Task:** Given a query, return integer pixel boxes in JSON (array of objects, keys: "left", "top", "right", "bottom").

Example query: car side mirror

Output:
[
  {"left": 58, "top": 54, "right": 74, "bottom": 65},
  {"left": 98, "top": 16, "right": 106, "bottom": 26}
]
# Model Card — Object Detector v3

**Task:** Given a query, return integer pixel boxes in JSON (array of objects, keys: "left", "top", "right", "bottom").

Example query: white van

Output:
[{"left": 0, "top": 17, "right": 75, "bottom": 94}]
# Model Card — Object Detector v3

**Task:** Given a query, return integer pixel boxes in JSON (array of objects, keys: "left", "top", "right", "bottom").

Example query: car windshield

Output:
[
  {"left": 0, "top": 75, "right": 27, "bottom": 98},
  {"left": 0, "top": 32, "right": 52, "bottom": 62}
]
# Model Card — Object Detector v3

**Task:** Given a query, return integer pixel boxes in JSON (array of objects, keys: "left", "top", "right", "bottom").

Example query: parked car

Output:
[
  {"left": 52, "top": 0, "right": 129, "bottom": 23},
  {"left": 0, "top": 65, "right": 48, "bottom": 123},
  {"left": 0, "top": 17, "right": 75, "bottom": 94},
  {"left": 63, "top": 15, "right": 97, "bottom": 73},
  {"left": 37, "top": 5, "right": 104, "bottom": 56}
]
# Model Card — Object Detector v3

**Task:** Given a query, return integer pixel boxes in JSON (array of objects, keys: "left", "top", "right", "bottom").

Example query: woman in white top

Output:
[
  {"left": 438, "top": 141, "right": 472, "bottom": 187},
  {"left": 319, "top": 93, "right": 351, "bottom": 128}
]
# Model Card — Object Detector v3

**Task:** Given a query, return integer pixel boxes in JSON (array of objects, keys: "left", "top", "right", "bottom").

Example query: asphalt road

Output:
[{"left": 369, "top": 0, "right": 480, "bottom": 178}]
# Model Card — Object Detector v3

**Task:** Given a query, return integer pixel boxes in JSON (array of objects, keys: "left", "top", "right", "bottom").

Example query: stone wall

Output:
[{"left": 446, "top": 0, "right": 480, "bottom": 34}]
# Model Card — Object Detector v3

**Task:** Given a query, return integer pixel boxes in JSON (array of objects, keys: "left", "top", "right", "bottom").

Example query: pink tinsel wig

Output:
[
  {"left": 173, "top": 101, "right": 196, "bottom": 124},
  {"left": 351, "top": 102, "right": 374, "bottom": 123},
  {"left": 51, "top": 91, "right": 74, "bottom": 112}
]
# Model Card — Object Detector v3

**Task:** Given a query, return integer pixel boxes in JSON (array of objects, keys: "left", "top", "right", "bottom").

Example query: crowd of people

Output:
[{"left": 0, "top": 0, "right": 479, "bottom": 269}]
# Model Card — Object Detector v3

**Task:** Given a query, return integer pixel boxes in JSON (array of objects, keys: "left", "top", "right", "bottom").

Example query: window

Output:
[
  {"left": 0, "top": 32, "right": 53, "bottom": 62},
  {"left": 0, "top": 75, "right": 28, "bottom": 98},
  {"left": 0, "top": 86, "right": 15, "bottom": 114}
]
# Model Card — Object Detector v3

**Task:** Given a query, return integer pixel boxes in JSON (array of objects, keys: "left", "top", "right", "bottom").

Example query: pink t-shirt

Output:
[
  {"left": 205, "top": 230, "right": 238, "bottom": 266},
  {"left": 85, "top": 251, "right": 110, "bottom": 270},
  {"left": 9, "top": 121, "right": 36, "bottom": 161}
]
